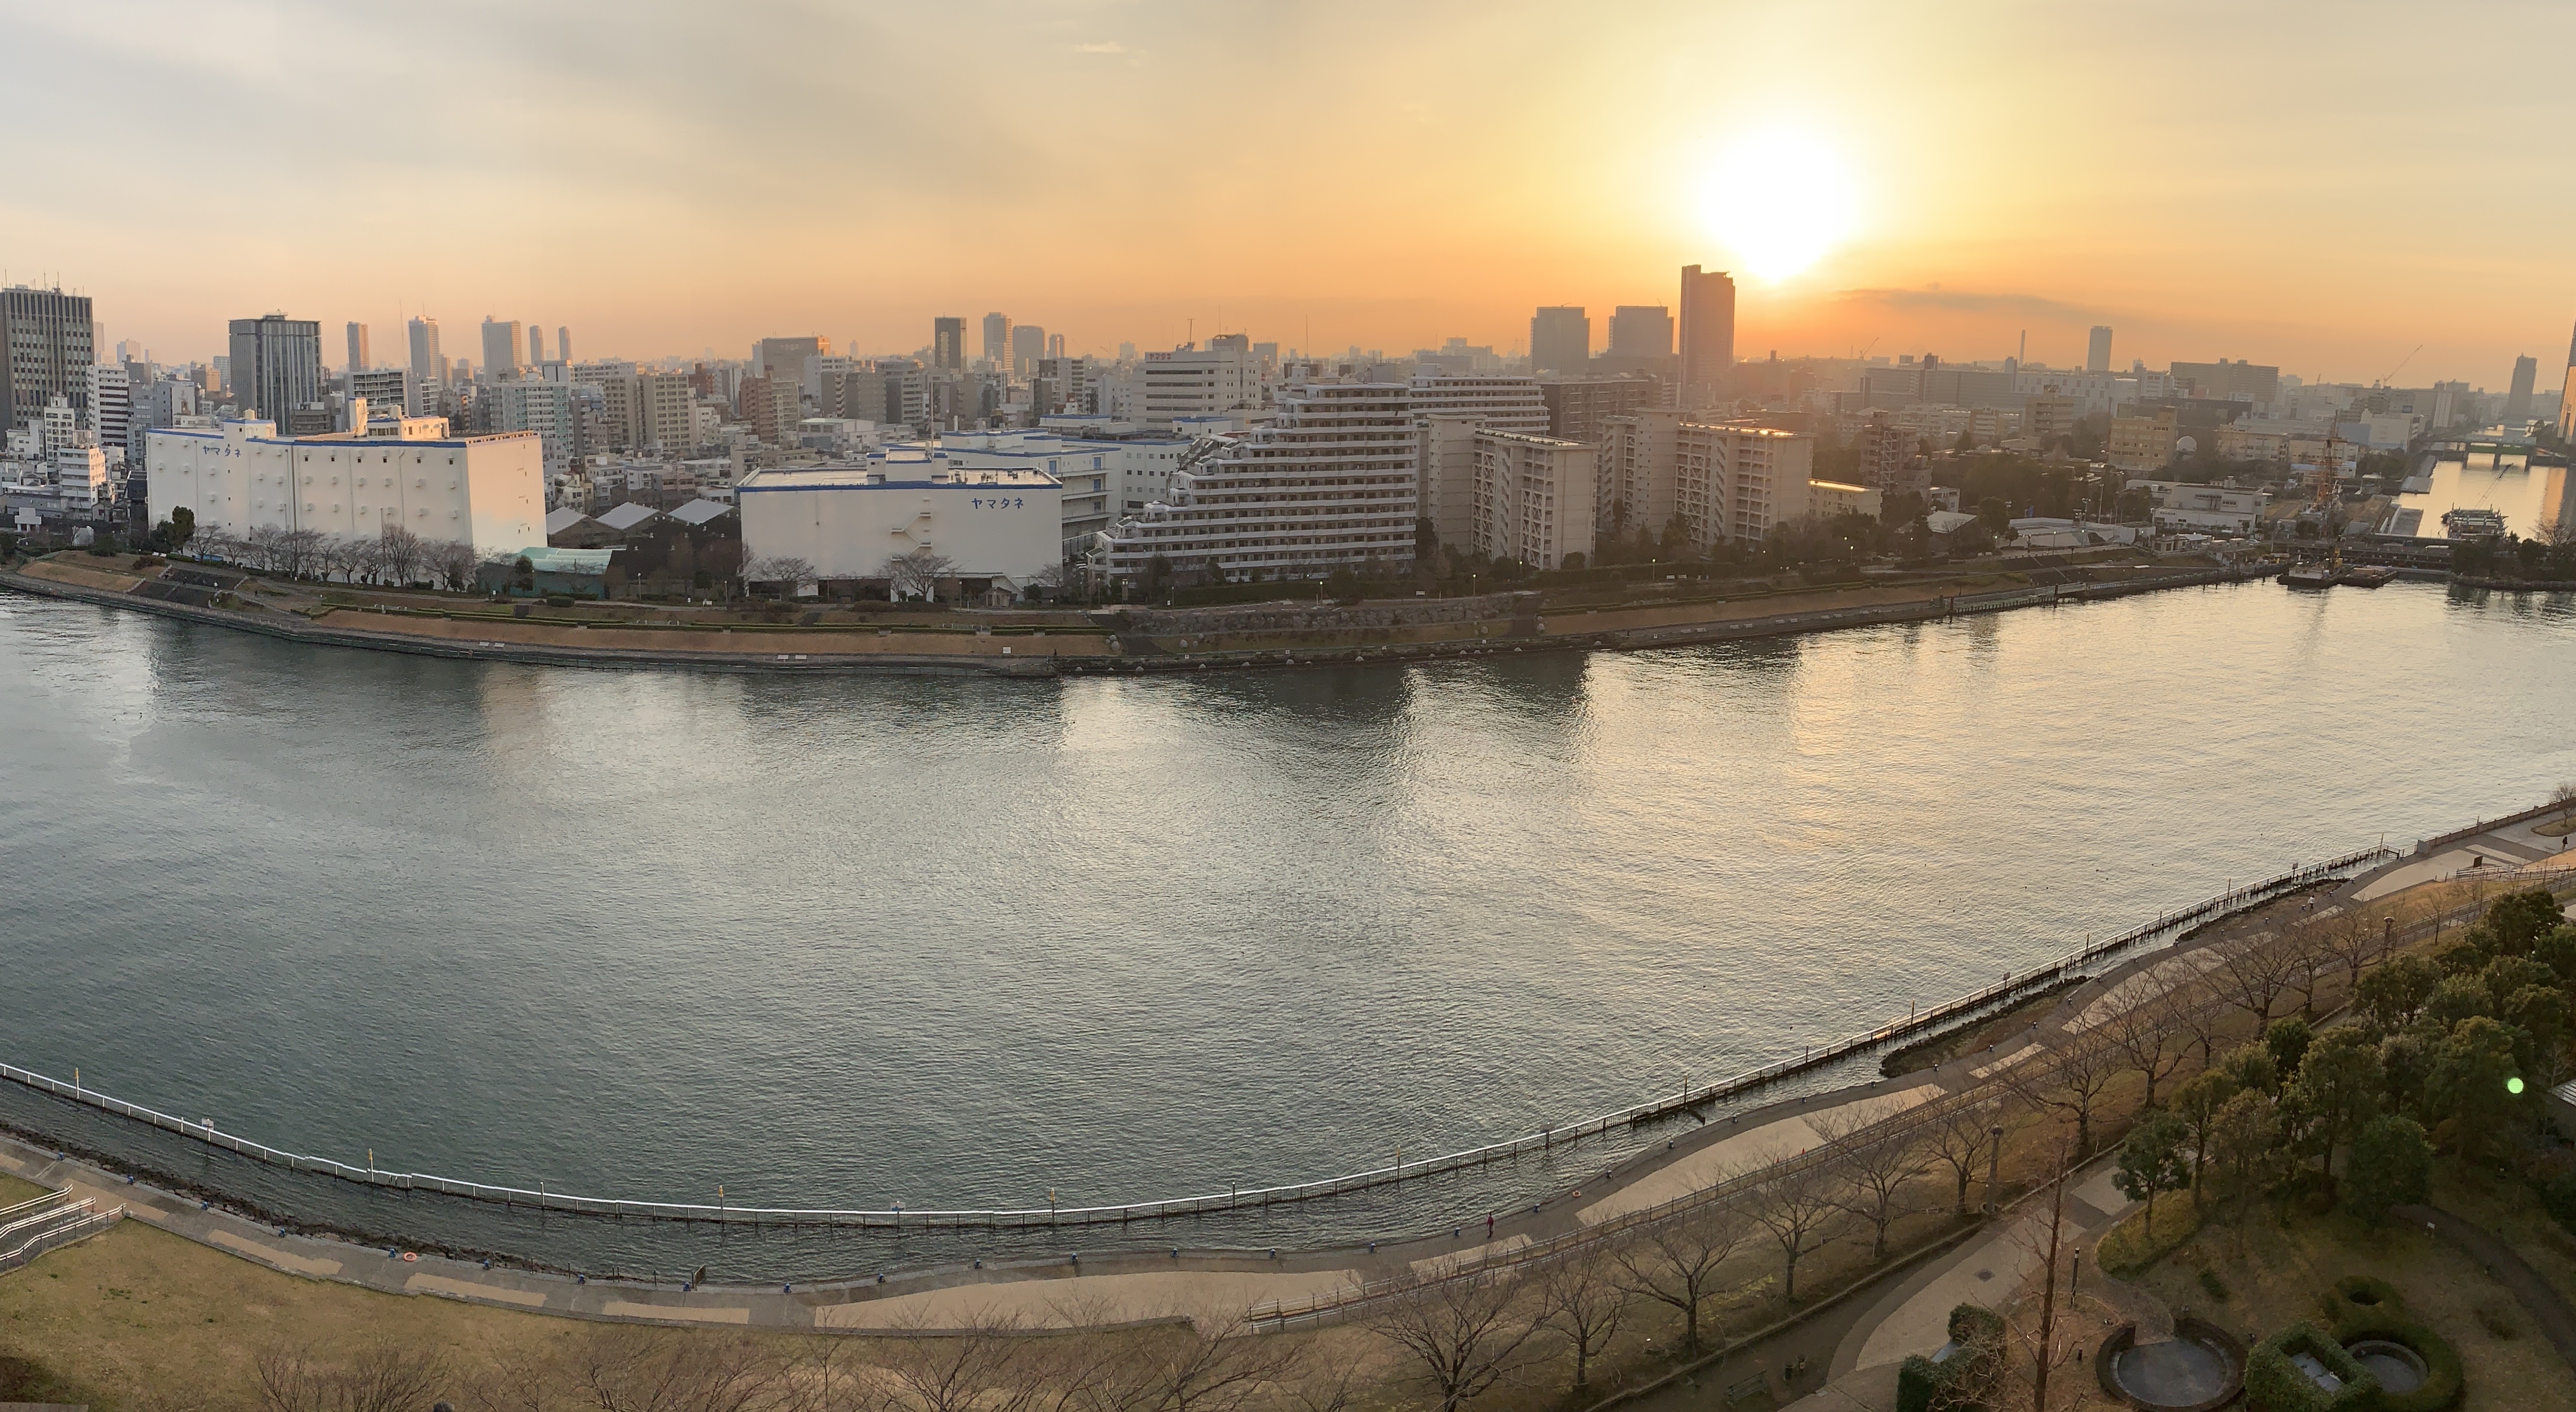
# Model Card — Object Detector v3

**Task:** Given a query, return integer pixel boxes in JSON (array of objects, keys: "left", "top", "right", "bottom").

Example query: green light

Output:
[{"left": 2509, "top": 1077, "right": 2527, "bottom": 1095}]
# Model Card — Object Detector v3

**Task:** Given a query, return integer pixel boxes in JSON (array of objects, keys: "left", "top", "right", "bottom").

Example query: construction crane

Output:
[
  {"left": 2312, "top": 425, "right": 2346, "bottom": 572},
  {"left": 2377, "top": 343, "right": 2423, "bottom": 386}
]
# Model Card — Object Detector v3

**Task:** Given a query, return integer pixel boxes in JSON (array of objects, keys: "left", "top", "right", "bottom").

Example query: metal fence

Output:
[
  {"left": 0, "top": 846, "right": 2396, "bottom": 1233},
  {"left": 0, "top": 1191, "right": 121, "bottom": 1275}
]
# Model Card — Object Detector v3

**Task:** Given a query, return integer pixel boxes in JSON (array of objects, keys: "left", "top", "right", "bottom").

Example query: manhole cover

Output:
[{"left": 1976, "top": 1269, "right": 1993, "bottom": 1281}]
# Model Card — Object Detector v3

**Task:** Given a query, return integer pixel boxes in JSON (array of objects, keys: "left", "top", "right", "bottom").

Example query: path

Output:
[{"left": 2395, "top": 1205, "right": 2576, "bottom": 1372}]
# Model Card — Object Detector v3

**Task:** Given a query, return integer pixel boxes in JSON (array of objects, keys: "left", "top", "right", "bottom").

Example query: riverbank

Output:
[{"left": 0, "top": 550, "right": 2256, "bottom": 677}]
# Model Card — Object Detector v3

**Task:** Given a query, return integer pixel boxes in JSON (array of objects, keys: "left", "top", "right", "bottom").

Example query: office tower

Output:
[
  {"left": 85, "top": 364, "right": 131, "bottom": 450},
  {"left": 1608, "top": 306, "right": 1674, "bottom": 359},
  {"left": 933, "top": 317, "right": 965, "bottom": 371},
  {"left": 227, "top": 314, "right": 323, "bottom": 424},
  {"left": 982, "top": 313, "right": 1012, "bottom": 367},
  {"left": 2086, "top": 326, "right": 2113, "bottom": 373},
  {"left": 1, "top": 285, "right": 97, "bottom": 432},
  {"left": 1011, "top": 324, "right": 1047, "bottom": 375},
  {"left": 346, "top": 321, "right": 370, "bottom": 372},
  {"left": 1142, "top": 335, "right": 1259, "bottom": 424},
  {"left": 1676, "top": 267, "right": 1736, "bottom": 407},
  {"left": 1530, "top": 307, "right": 1590, "bottom": 375},
  {"left": 557, "top": 326, "right": 571, "bottom": 365},
  {"left": 1047, "top": 332, "right": 1066, "bottom": 361},
  {"left": 481, "top": 317, "right": 523, "bottom": 381},
  {"left": 530, "top": 325, "right": 547, "bottom": 365},
  {"left": 346, "top": 368, "right": 409, "bottom": 423},
  {"left": 2505, "top": 356, "right": 2539, "bottom": 424},
  {"left": 408, "top": 317, "right": 444, "bottom": 392}
]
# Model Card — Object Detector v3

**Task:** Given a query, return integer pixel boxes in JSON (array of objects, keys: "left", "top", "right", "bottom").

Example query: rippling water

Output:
[{"left": 2, "top": 579, "right": 2573, "bottom": 1275}]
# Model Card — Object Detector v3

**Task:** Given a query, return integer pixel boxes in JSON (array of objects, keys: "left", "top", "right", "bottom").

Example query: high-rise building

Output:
[
  {"left": 228, "top": 314, "right": 323, "bottom": 425},
  {"left": 488, "top": 378, "right": 575, "bottom": 476},
  {"left": 1530, "top": 307, "right": 1590, "bottom": 375},
  {"left": 557, "top": 326, "right": 571, "bottom": 366},
  {"left": 1141, "top": 336, "right": 1259, "bottom": 425},
  {"left": 1010, "top": 324, "right": 1047, "bottom": 376},
  {"left": 1539, "top": 376, "right": 1661, "bottom": 444},
  {"left": 2086, "top": 326, "right": 2114, "bottom": 373},
  {"left": 85, "top": 363, "right": 131, "bottom": 452},
  {"left": 346, "top": 321, "right": 370, "bottom": 372},
  {"left": 755, "top": 336, "right": 825, "bottom": 393},
  {"left": 1607, "top": 306, "right": 1674, "bottom": 359},
  {"left": 1598, "top": 413, "right": 1813, "bottom": 550},
  {"left": 1047, "top": 332, "right": 1066, "bottom": 361},
  {"left": 2, "top": 285, "right": 97, "bottom": 433},
  {"left": 347, "top": 368, "right": 410, "bottom": 422},
  {"left": 1106, "top": 383, "right": 1419, "bottom": 582},
  {"left": 481, "top": 318, "right": 523, "bottom": 382},
  {"left": 982, "top": 313, "right": 1012, "bottom": 368},
  {"left": 1470, "top": 430, "right": 1596, "bottom": 570},
  {"left": 2505, "top": 355, "right": 2539, "bottom": 424},
  {"left": 933, "top": 317, "right": 966, "bottom": 371},
  {"left": 1408, "top": 374, "right": 1550, "bottom": 433},
  {"left": 529, "top": 325, "right": 547, "bottom": 366},
  {"left": 408, "top": 317, "right": 444, "bottom": 395},
  {"left": 1677, "top": 267, "right": 1736, "bottom": 407}
]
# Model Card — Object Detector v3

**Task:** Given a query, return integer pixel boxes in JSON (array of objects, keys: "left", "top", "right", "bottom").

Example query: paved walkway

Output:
[{"left": 2396, "top": 1205, "right": 2576, "bottom": 1372}]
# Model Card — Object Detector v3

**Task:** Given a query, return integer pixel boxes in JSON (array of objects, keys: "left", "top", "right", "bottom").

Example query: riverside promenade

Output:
[{"left": 8, "top": 814, "right": 2547, "bottom": 1341}]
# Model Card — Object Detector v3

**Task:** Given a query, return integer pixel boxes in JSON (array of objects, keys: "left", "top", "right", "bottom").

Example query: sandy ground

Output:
[
  {"left": 1576, "top": 1084, "right": 1941, "bottom": 1226},
  {"left": 808, "top": 1266, "right": 1366, "bottom": 1330}
]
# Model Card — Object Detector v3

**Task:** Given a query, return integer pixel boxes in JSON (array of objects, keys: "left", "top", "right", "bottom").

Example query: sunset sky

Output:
[{"left": 8, "top": 0, "right": 2571, "bottom": 386}]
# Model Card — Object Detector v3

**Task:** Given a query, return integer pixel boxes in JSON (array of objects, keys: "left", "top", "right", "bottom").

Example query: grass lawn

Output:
[{"left": 2126, "top": 1176, "right": 2576, "bottom": 1412}]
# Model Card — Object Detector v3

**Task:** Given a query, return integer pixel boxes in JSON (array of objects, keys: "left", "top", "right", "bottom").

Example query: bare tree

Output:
[
  {"left": 1748, "top": 1158, "right": 1845, "bottom": 1305},
  {"left": 2167, "top": 976, "right": 2235, "bottom": 1068},
  {"left": 1611, "top": 1193, "right": 1750, "bottom": 1353},
  {"left": 872, "top": 1313, "right": 1048, "bottom": 1412},
  {"left": 1816, "top": 1107, "right": 1932, "bottom": 1262},
  {"left": 460, "top": 1342, "right": 569, "bottom": 1412},
  {"left": 1364, "top": 1267, "right": 1550, "bottom": 1412},
  {"left": 2097, "top": 989, "right": 2189, "bottom": 1111},
  {"left": 1539, "top": 1245, "right": 1630, "bottom": 1388},
  {"left": 279, "top": 528, "right": 325, "bottom": 579},
  {"left": 2000, "top": 1032, "right": 2123, "bottom": 1158},
  {"left": 2315, "top": 912, "right": 2384, "bottom": 1002},
  {"left": 1922, "top": 1098, "right": 2004, "bottom": 1216},
  {"left": 2555, "top": 780, "right": 2576, "bottom": 834},
  {"left": 255, "top": 1340, "right": 450, "bottom": 1412},
  {"left": 576, "top": 1326, "right": 782, "bottom": 1412},
  {"left": 884, "top": 547, "right": 956, "bottom": 601},
  {"left": 378, "top": 524, "right": 426, "bottom": 586},
  {"left": 428, "top": 539, "right": 481, "bottom": 592},
  {"left": 316, "top": 535, "right": 369, "bottom": 585},
  {"left": 1041, "top": 1312, "right": 1304, "bottom": 1412},
  {"left": 2212, "top": 932, "right": 2300, "bottom": 1029},
  {"left": 2000, "top": 1134, "right": 2088, "bottom": 1412},
  {"left": 744, "top": 555, "right": 818, "bottom": 599}
]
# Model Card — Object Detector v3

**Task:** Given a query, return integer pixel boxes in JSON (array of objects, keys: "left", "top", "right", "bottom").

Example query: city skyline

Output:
[{"left": 6, "top": 1, "right": 2572, "bottom": 385}]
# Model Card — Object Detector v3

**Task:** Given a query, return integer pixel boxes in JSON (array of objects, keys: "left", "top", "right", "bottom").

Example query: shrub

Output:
[
  {"left": 1896, "top": 1303, "right": 2004, "bottom": 1412},
  {"left": 2329, "top": 1306, "right": 2462, "bottom": 1412},
  {"left": 2247, "top": 1322, "right": 2377, "bottom": 1412}
]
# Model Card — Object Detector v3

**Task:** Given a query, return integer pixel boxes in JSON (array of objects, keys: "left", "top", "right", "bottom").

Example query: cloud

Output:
[{"left": 1832, "top": 286, "right": 2092, "bottom": 319}]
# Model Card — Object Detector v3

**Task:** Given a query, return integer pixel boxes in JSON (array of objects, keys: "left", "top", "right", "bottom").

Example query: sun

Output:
[{"left": 1698, "top": 128, "right": 1861, "bottom": 283}]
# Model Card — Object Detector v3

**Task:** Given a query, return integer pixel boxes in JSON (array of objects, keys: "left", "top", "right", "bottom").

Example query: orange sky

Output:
[{"left": 10, "top": 0, "right": 2572, "bottom": 386}]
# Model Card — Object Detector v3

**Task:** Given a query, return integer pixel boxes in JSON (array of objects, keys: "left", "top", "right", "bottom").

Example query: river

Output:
[{"left": 1, "top": 578, "right": 2571, "bottom": 1278}]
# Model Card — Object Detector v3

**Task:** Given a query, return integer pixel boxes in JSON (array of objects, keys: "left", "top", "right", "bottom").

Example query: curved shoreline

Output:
[{"left": 0, "top": 561, "right": 2261, "bottom": 677}]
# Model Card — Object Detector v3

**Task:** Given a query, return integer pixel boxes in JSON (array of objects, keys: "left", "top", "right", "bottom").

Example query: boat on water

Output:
[
  {"left": 2282, "top": 565, "right": 2339, "bottom": 589},
  {"left": 2340, "top": 565, "right": 2399, "bottom": 588}
]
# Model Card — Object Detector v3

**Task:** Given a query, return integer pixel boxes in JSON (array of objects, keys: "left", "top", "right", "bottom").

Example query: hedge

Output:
[
  {"left": 2321, "top": 1278, "right": 2461, "bottom": 1412},
  {"left": 1896, "top": 1303, "right": 2005, "bottom": 1412},
  {"left": 2246, "top": 1321, "right": 2377, "bottom": 1412}
]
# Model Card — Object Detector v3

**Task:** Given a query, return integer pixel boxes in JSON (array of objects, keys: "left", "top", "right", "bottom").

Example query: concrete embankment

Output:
[{"left": 1, "top": 557, "right": 2256, "bottom": 678}]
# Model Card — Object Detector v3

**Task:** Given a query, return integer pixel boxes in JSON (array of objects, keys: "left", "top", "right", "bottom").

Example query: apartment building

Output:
[
  {"left": 1598, "top": 412, "right": 1814, "bottom": 551},
  {"left": 1470, "top": 430, "right": 1594, "bottom": 569},
  {"left": 1105, "top": 383, "right": 1416, "bottom": 582},
  {"left": 1141, "top": 335, "right": 1260, "bottom": 426}
]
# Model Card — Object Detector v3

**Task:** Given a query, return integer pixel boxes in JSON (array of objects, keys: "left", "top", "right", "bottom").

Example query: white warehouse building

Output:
[
  {"left": 146, "top": 416, "right": 546, "bottom": 556},
  {"left": 736, "top": 449, "right": 1063, "bottom": 596}
]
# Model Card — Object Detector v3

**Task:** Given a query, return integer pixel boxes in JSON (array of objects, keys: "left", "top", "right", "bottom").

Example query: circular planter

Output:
[
  {"left": 2095, "top": 1319, "right": 2248, "bottom": 1412},
  {"left": 2347, "top": 1339, "right": 2428, "bottom": 1396}
]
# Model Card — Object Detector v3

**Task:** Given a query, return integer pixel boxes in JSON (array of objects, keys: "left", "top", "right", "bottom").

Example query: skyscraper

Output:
[
  {"left": 1530, "top": 307, "right": 1591, "bottom": 375},
  {"left": 983, "top": 313, "right": 1012, "bottom": 367},
  {"left": 557, "top": 326, "right": 571, "bottom": 365},
  {"left": 933, "top": 317, "right": 965, "bottom": 371},
  {"left": 529, "top": 325, "right": 547, "bottom": 365},
  {"left": 346, "top": 321, "right": 370, "bottom": 372},
  {"left": 227, "top": 314, "right": 323, "bottom": 424},
  {"left": 407, "top": 317, "right": 443, "bottom": 394},
  {"left": 1, "top": 285, "right": 96, "bottom": 432},
  {"left": 481, "top": 318, "right": 523, "bottom": 382},
  {"left": 2505, "top": 355, "right": 2539, "bottom": 424},
  {"left": 1011, "top": 324, "right": 1046, "bottom": 376},
  {"left": 2086, "top": 326, "right": 2113, "bottom": 373},
  {"left": 1607, "top": 306, "right": 1674, "bottom": 359},
  {"left": 1677, "top": 267, "right": 1736, "bottom": 407}
]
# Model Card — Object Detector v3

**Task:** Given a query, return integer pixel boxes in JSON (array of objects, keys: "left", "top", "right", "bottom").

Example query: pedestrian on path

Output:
[{"left": 1486, "top": 1212, "right": 1494, "bottom": 1239}]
